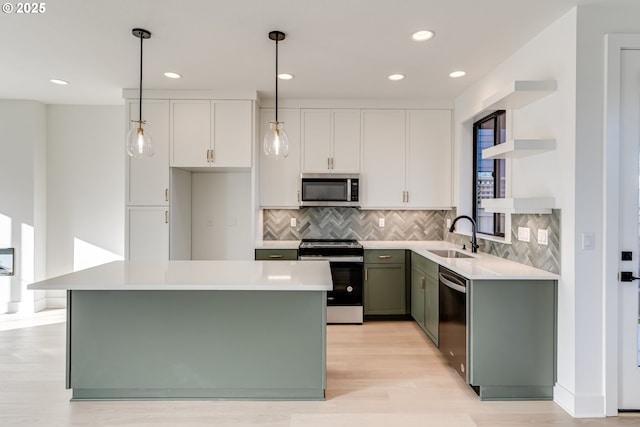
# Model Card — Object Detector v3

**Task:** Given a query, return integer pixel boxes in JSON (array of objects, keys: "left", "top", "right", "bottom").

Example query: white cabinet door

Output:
[
  {"left": 301, "top": 109, "right": 332, "bottom": 172},
  {"left": 301, "top": 109, "right": 360, "bottom": 173},
  {"left": 126, "top": 100, "right": 170, "bottom": 206},
  {"left": 332, "top": 109, "right": 360, "bottom": 173},
  {"left": 406, "top": 110, "right": 452, "bottom": 208},
  {"left": 361, "top": 110, "right": 406, "bottom": 208},
  {"left": 170, "top": 100, "right": 211, "bottom": 167},
  {"left": 212, "top": 100, "right": 252, "bottom": 167},
  {"left": 127, "top": 207, "right": 169, "bottom": 261},
  {"left": 259, "top": 108, "right": 301, "bottom": 208}
]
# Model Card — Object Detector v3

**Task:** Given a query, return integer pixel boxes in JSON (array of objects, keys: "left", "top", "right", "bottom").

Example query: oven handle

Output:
[
  {"left": 299, "top": 256, "right": 364, "bottom": 263},
  {"left": 439, "top": 273, "right": 467, "bottom": 294}
]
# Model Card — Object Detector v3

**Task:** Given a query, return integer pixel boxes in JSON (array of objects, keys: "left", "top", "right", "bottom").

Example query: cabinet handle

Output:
[
  {"left": 297, "top": 190, "right": 301, "bottom": 203},
  {"left": 378, "top": 255, "right": 392, "bottom": 259},
  {"left": 327, "top": 158, "right": 331, "bottom": 169},
  {"left": 269, "top": 254, "right": 283, "bottom": 259},
  {"left": 165, "top": 188, "right": 169, "bottom": 202},
  {"left": 210, "top": 148, "right": 215, "bottom": 163},
  {"left": 330, "top": 157, "right": 334, "bottom": 169},
  {"left": 206, "top": 149, "right": 210, "bottom": 162},
  {"left": 402, "top": 191, "right": 406, "bottom": 203},
  {"left": 165, "top": 210, "right": 169, "bottom": 224},
  {"left": 365, "top": 268, "right": 368, "bottom": 281},
  {"left": 421, "top": 276, "right": 425, "bottom": 290},
  {"left": 406, "top": 191, "right": 409, "bottom": 203}
]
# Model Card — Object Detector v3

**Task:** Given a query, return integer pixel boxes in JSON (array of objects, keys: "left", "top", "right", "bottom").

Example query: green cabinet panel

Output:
[
  {"left": 364, "top": 250, "right": 406, "bottom": 315},
  {"left": 410, "top": 252, "right": 438, "bottom": 345},
  {"left": 410, "top": 264, "right": 426, "bottom": 329},
  {"left": 469, "top": 279, "right": 557, "bottom": 400},
  {"left": 255, "top": 248, "right": 298, "bottom": 260}
]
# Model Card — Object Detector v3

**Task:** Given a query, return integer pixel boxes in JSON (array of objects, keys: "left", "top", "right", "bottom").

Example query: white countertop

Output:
[
  {"left": 27, "top": 260, "right": 333, "bottom": 291},
  {"left": 257, "top": 240, "right": 558, "bottom": 280}
]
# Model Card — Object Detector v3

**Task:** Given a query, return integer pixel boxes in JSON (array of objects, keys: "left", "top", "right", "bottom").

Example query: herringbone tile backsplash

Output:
[
  {"left": 443, "top": 209, "right": 561, "bottom": 273},
  {"left": 263, "top": 208, "right": 560, "bottom": 273},
  {"left": 263, "top": 208, "right": 445, "bottom": 241}
]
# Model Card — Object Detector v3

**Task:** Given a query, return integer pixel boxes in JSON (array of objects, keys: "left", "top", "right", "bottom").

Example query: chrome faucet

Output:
[{"left": 449, "top": 215, "right": 479, "bottom": 253}]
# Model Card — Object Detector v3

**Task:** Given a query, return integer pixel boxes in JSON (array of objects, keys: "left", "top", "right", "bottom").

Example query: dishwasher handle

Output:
[{"left": 439, "top": 272, "right": 467, "bottom": 294}]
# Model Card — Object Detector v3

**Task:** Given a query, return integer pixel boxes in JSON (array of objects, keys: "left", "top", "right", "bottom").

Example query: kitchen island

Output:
[{"left": 28, "top": 260, "right": 332, "bottom": 401}]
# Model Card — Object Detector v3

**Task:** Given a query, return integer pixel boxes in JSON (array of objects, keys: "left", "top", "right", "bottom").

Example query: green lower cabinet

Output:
[
  {"left": 364, "top": 250, "right": 406, "bottom": 315},
  {"left": 469, "top": 279, "right": 557, "bottom": 400},
  {"left": 410, "top": 265, "right": 426, "bottom": 329},
  {"left": 424, "top": 273, "right": 439, "bottom": 345},
  {"left": 410, "top": 252, "right": 438, "bottom": 345},
  {"left": 255, "top": 249, "right": 298, "bottom": 261}
]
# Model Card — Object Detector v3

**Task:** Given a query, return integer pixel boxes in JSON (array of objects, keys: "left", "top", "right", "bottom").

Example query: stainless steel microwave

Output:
[{"left": 300, "top": 173, "right": 360, "bottom": 207}]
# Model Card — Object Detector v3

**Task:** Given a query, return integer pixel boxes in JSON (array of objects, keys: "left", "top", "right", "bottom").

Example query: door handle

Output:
[
  {"left": 269, "top": 254, "right": 283, "bottom": 259},
  {"left": 620, "top": 272, "right": 640, "bottom": 281},
  {"left": 378, "top": 255, "right": 392, "bottom": 259}
]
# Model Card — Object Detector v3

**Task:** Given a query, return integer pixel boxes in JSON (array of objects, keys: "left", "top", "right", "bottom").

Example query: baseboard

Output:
[
  {"left": 46, "top": 296, "right": 67, "bottom": 309},
  {"left": 554, "top": 383, "right": 606, "bottom": 418},
  {"left": 34, "top": 298, "right": 47, "bottom": 312}
]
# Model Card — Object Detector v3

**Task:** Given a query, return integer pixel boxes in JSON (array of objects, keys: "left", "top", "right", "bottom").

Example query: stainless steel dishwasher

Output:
[{"left": 438, "top": 266, "right": 469, "bottom": 382}]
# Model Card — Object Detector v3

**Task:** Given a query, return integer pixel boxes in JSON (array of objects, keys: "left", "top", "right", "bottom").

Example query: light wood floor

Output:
[{"left": 1, "top": 313, "right": 638, "bottom": 426}]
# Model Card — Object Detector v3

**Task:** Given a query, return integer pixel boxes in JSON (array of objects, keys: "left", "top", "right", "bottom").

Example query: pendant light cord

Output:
[
  {"left": 275, "top": 35, "right": 279, "bottom": 122},
  {"left": 138, "top": 32, "right": 144, "bottom": 124}
]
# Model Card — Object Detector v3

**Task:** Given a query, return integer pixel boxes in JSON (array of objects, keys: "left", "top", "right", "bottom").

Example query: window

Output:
[{"left": 473, "top": 111, "right": 506, "bottom": 237}]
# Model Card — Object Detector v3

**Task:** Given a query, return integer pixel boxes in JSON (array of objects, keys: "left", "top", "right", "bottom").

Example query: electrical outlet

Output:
[
  {"left": 537, "top": 229, "right": 548, "bottom": 245},
  {"left": 378, "top": 218, "right": 385, "bottom": 228},
  {"left": 446, "top": 218, "right": 451, "bottom": 229},
  {"left": 517, "top": 227, "right": 530, "bottom": 242},
  {"left": 290, "top": 218, "right": 297, "bottom": 227}
]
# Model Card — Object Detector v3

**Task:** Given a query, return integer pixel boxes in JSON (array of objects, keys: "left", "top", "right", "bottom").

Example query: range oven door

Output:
[
  {"left": 298, "top": 256, "right": 363, "bottom": 306},
  {"left": 327, "top": 261, "right": 363, "bottom": 306}
]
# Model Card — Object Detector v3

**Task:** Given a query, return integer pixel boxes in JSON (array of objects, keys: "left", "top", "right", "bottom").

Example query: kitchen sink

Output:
[{"left": 427, "top": 249, "right": 474, "bottom": 259}]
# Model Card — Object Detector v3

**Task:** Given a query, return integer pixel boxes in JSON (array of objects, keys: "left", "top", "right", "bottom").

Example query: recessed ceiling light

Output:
[
  {"left": 412, "top": 30, "right": 435, "bottom": 41},
  {"left": 164, "top": 72, "right": 182, "bottom": 79},
  {"left": 449, "top": 71, "right": 466, "bottom": 78},
  {"left": 50, "top": 79, "right": 69, "bottom": 85},
  {"left": 388, "top": 74, "right": 405, "bottom": 81},
  {"left": 278, "top": 73, "right": 294, "bottom": 80}
]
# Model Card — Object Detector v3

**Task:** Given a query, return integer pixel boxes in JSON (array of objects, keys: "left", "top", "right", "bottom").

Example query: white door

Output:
[
  {"left": 331, "top": 109, "right": 361, "bottom": 173},
  {"left": 301, "top": 109, "right": 332, "bottom": 172},
  {"left": 127, "top": 207, "right": 169, "bottom": 261},
  {"left": 619, "top": 48, "right": 640, "bottom": 410},
  {"left": 211, "top": 100, "right": 252, "bottom": 167},
  {"left": 170, "top": 100, "right": 211, "bottom": 167}
]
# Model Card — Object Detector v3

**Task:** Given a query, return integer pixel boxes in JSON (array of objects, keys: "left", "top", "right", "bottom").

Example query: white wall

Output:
[
  {"left": 0, "top": 100, "right": 47, "bottom": 313},
  {"left": 191, "top": 171, "right": 252, "bottom": 260},
  {"left": 46, "top": 105, "right": 124, "bottom": 305},
  {"left": 453, "top": 7, "right": 582, "bottom": 414}
]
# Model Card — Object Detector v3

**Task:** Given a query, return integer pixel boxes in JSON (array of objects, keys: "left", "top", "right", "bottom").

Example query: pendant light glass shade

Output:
[
  {"left": 263, "top": 121, "right": 289, "bottom": 159},
  {"left": 264, "top": 30, "right": 289, "bottom": 159},
  {"left": 126, "top": 123, "right": 154, "bottom": 157},
  {"left": 128, "top": 28, "right": 153, "bottom": 158}
]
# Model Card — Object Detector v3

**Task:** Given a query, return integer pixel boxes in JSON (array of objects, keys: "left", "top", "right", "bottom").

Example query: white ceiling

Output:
[{"left": 0, "top": 0, "right": 601, "bottom": 105}]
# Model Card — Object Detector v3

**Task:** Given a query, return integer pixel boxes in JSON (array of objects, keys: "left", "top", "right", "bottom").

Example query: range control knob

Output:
[{"left": 346, "top": 285, "right": 353, "bottom": 293}]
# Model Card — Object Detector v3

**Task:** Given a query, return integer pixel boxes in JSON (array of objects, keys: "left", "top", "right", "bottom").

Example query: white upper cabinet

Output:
[
  {"left": 170, "top": 100, "right": 252, "bottom": 168},
  {"left": 259, "top": 108, "right": 301, "bottom": 208},
  {"left": 406, "top": 110, "right": 452, "bottom": 208},
  {"left": 361, "top": 110, "right": 406, "bottom": 208},
  {"left": 301, "top": 109, "right": 360, "bottom": 173},
  {"left": 361, "top": 109, "right": 452, "bottom": 209},
  {"left": 126, "top": 99, "right": 170, "bottom": 206}
]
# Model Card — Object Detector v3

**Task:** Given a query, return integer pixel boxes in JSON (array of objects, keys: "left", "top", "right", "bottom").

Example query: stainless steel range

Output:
[{"left": 298, "top": 239, "right": 364, "bottom": 324}]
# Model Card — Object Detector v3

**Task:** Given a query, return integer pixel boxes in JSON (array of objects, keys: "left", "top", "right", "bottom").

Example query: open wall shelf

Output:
[
  {"left": 482, "top": 139, "right": 555, "bottom": 160},
  {"left": 481, "top": 197, "right": 555, "bottom": 214},
  {"left": 482, "top": 80, "right": 557, "bottom": 111}
]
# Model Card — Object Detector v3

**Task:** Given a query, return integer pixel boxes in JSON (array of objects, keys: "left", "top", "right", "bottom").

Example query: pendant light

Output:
[
  {"left": 263, "top": 30, "right": 289, "bottom": 159},
  {"left": 126, "top": 28, "right": 154, "bottom": 158}
]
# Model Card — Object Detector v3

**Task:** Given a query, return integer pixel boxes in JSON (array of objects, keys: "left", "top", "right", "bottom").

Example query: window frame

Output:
[{"left": 472, "top": 110, "right": 506, "bottom": 238}]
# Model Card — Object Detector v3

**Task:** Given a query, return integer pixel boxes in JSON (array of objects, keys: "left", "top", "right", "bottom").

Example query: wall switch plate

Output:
[
  {"left": 517, "top": 227, "right": 530, "bottom": 242},
  {"left": 582, "top": 232, "right": 595, "bottom": 250},
  {"left": 537, "top": 229, "right": 548, "bottom": 245},
  {"left": 290, "top": 218, "right": 297, "bottom": 227},
  {"left": 622, "top": 251, "right": 633, "bottom": 261},
  {"left": 378, "top": 218, "right": 385, "bottom": 228}
]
